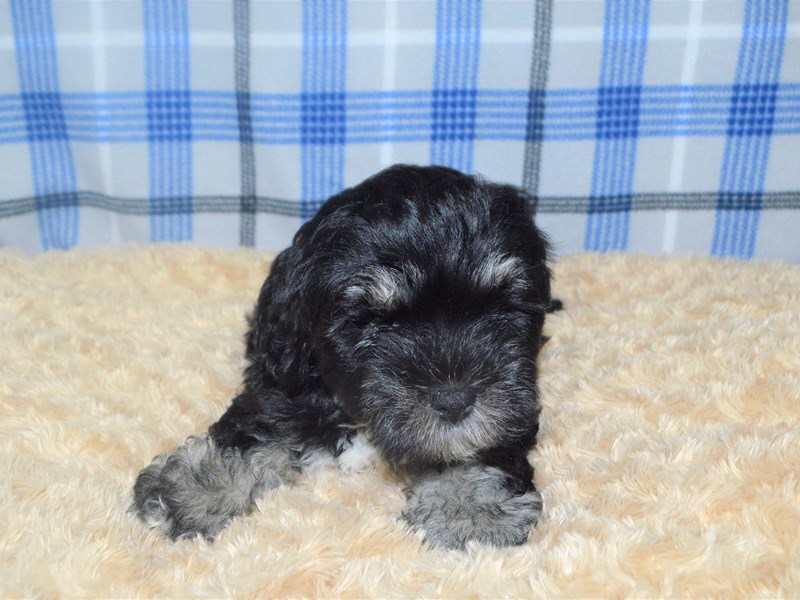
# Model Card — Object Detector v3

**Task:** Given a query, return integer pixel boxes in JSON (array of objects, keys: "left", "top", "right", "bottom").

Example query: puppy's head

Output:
[
  {"left": 337, "top": 261, "right": 545, "bottom": 465},
  {"left": 308, "top": 166, "right": 552, "bottom": 466}
]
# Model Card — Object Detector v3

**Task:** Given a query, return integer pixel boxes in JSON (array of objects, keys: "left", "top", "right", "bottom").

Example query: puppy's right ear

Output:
[{"left": 244, "top": 244, "right": 319, "bottom": 386}]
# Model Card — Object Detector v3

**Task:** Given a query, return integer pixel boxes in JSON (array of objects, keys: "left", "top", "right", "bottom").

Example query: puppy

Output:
[{"left": 132, "top": 164, "right": 559, "bottom": 550}]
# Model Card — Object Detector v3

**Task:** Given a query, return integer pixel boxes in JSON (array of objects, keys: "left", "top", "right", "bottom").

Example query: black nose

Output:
[{"left": 430, "top": 388, "right": 476, "bottom": 423}]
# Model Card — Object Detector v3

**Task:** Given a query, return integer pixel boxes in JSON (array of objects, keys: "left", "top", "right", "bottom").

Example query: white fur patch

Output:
[
  {"left": 345, "top": 267, "right": 400, "bottom": 307},
  {"left": 337, "top": 434, "right": 380, "bottom": 473},
  {"left": 345, "top": 264, "right": 422, "bottom": 309},
  {"left": 474, "top": 254, "right": 525, "bottom": 289},
  {"left": 300, "top": 448, "right": 338, "bottom": 473}
]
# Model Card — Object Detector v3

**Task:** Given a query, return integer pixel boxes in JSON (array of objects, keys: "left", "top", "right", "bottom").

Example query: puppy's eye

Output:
[
  {"left": 505, "top": 296, "right": 549, "bottom": 315},
  {"left": 378, "top": 314, "right": 401, "bottom": 331},
  {"left": 362, "top": 315, "right": 398, "bottom": 335}
]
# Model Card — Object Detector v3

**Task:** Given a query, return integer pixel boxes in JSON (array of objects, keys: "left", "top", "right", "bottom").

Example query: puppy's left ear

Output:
[
  {"left": 487, "top": 183, "right": 551, "bottom": 255},
  {"left": 487, "top": 182, "right": 556, "bottom": 308}
]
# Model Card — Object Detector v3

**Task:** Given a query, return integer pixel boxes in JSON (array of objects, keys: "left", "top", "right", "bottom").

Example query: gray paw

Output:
[
  {"left": 403, "top": 465, "right": 542, "bottom": 550},
  {"left": 132, "top": 435, "right": 294, "bottom": 541}
]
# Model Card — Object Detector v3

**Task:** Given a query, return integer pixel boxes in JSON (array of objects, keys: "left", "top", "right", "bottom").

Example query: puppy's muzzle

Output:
[{"left": 430, "top": 387, "right": 476, "bottom": 423}]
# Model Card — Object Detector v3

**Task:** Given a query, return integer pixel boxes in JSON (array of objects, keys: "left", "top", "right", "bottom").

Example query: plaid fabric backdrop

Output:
[{"left": 1, "top": 0, "right": 798, "bottom": 260}]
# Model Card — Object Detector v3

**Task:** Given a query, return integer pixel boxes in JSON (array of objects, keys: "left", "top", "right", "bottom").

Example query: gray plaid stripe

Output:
[
  {"left": 522, "top": 0, "right": 553, "bottom": 206},
  {"left": 235, "top": 0, "right": 256, "bottom": 246},
  {"left": 0, "top": 193, "right": 297, "bottom": 218},
  {"left": 3, "top": 191, "right": 797, "bottom": 220},
  {"left": 537, "top": 192, "right": 800, "bottom": 213}
]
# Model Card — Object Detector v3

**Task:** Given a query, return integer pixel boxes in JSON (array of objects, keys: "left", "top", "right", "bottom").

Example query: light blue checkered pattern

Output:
[
  {"left": 430, "top": 0, "right": 481, "bottom": 173},
  {"left": 713, "top": 0, "right": 788, "bottom": 258},
  {"left": 144, "top": 0, "right": 193, "bottom": 242},
  {"left": 10, "top": 0, "right": 78, "bottom": 251},
  {"left": 1, "top": 1, "right": 798, "bottom": 260},
  {"left": 586, "top": 0, "right": 650, "bottom": 252},
  {"left": 301, "top": 0, "right": 347, "bottom": 219}
]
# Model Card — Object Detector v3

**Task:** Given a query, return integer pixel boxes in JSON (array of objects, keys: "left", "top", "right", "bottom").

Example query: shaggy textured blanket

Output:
[{"left": 1, "top": 245, "right": 798, "bottom": 598}]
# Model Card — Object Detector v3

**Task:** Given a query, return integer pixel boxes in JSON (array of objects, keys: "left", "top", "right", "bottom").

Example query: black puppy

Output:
[{"left": 133, "top": 165, "right": 559, "bottom": 549}]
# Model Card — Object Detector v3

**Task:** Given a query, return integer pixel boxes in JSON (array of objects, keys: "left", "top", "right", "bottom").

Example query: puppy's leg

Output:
[
  {"left": 132, "top": 388, "right": 301, "bottom": 541},
  {"left": 132, "top": 433, "right": 295, "bottom": 541},
  {"left": 132, "top": 242, "right": 348, "bottom": 541},
  {"left": 403, "top": 451, "right": 542, "bottom": 549}
]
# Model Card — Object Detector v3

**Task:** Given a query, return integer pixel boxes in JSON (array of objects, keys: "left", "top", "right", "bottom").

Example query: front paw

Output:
[
  {"left": 132, "top": 435, "right": 256, "bottom": 541},
  {"left": 403, "top": 465, "right": 543, "bottom": 550}
]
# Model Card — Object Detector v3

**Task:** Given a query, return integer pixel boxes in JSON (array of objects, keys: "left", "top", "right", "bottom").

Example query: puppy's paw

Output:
[
  {"left": 403, "top": 465, "right": 542, "bottom": 550},
  {"left": 132, "top": 435, "right": 257, "bottom": 541}
]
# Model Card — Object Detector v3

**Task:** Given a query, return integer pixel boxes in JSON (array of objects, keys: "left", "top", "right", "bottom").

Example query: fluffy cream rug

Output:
[{"left": 1, "top": 245, "right": 798, "bottom": 598}]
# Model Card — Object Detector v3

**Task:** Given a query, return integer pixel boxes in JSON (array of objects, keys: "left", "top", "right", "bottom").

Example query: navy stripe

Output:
[
  {"left": 430, "top": 0, "right": 482, "bottom": 173},
  {"left": 300, "top": 0, "right": 347, "bottom": 218},
  {"left": 144, "top": 0, "right": 193, "bottom": 242},
  {"left": 10, "top": 0, "right": 79, "bottom": 251},
  {"left": 712, "top": 0, "right": 788, "bottom": 258},
  {"left": 585, "top": 0, "right": 650, "bottom": 253}
]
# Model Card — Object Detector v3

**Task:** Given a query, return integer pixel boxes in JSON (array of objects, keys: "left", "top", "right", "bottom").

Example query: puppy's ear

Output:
[{"left": 244, "top": 244, "right": 320, "bottom": 390}]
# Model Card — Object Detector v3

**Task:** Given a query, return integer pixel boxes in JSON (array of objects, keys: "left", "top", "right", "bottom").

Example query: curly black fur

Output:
[{"left": 133, "top": 164, "right": 559, "bottom": 548}]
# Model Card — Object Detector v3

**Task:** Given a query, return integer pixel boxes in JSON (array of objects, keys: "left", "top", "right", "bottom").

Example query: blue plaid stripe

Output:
[
  {"left": 301, "top": 0, "right": 347, "bottom": 219},
  {"left": 144, "top": 0, "right": 193, "bottom": 242},
  {"left": 2, "top": 86, "right": 798, "bottom": 146},
  {"left": 712, "top": 0, "right": 788, "bottom": 259},
  {"left": 430, "top": 0, "right": 482, "bottom": 173},
  {"left": 541, "top": 84, "right": 800, "bottom": 141},
  {"left": 585, "top": 0, "right": 650, "bottom": 253},
  {"left": 10, "top": 0, "right": 78, "bottom": 251}
]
